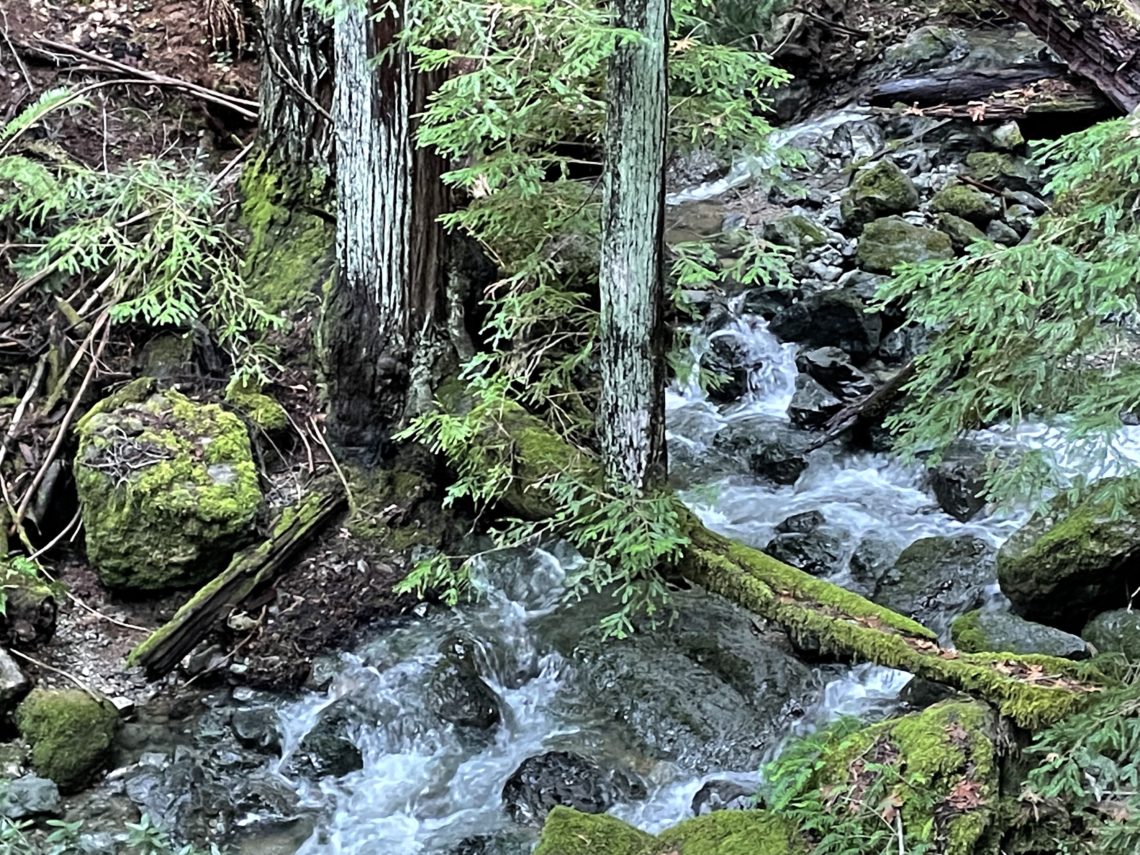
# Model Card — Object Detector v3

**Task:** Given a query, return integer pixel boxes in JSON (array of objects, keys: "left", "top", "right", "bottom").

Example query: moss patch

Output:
[
  {"left": 224, "top": 377, "right": 289, "bottom": 433},
  {"left": 75, "top": 389, "right": 263, "bottom": 591},
  {"left": 841, "top": 160, "right": 920, "bottom": 232},
  {"left": 15, "top": 689, "right": 118, "bottom": 793},
  {"left": 535, "top": 807, "right": 654, "bottom": 855},
  {"left": 930, "top": 183, "right": 1001, "bottom": 224},
  {"left": 856, "top": 216, "right": 954, "bottom": 273},
  {"left": 653, "top": 810, "right": 805, "bottom": 855}
]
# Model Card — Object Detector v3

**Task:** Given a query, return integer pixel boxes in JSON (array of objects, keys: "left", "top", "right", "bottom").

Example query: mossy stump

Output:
[{"left": 15, "top": 688, "right": 118, "bottom": 792}]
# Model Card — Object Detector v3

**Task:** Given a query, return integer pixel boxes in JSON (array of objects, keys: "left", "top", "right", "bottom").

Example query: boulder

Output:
[
  {"left": 795, "top": 347, "right": 874, "bottom": 399},
  {"left": 929, "top": 182, "right": 1000, "bottom": 224},
  {"left": 290, "top": 707, "right": 363, "bottom": 778},
  {"left": 0, "top": 560, "right": 56, "bottom": 647},
  {"left": 769, "top": 291, "right": 882, "bottom": 363},
  {"left": 700, "top": 332, "right": 757, "bottom": 403},
  {"left": 965, "top": 151, "right": 1041, "bottom": 193},
  {"left": 75, "top": 383, "right": 263, "bottom": 591},
  {"left": 847, "top": 536, "right": 897, "bottom": 597},
  {"left": 534, "top": 807, "right": 653, "bottom": 855},
  {"left": 224, "top": 378, "right": 289, "bottom": 433},
  {"left": 787, "top": 375, "right": 842, "bottom": 429},
  {"left": 764, "top": 214, "right": 833, "bottom": 252},
  {"left": 985, "top": 219, "right": 1021, "bottom": 246},
  {"left": 840, "top": 160, "right": 920, "bottom": 232},
  {"left": 927, "top": 444, "right": 993, "bottom": 522},
  {"left": 1003, "top": 203, "right": 1036, "bottom": 236},
  {"left": 878, "top": 324, "right": 930, "bottom": 364},
  {"left": 691, "top": 779, "right": 755, "bottom": 815},
  {"left": 427, "top": 635, "right": 502, "bottom": 731},
  {"left": 711, "top": 416, "right": 812, "bottom": 486},
  {"left": 229, "top": 705, "right": 281, "bottom": 751},
  {"left": 856, "top": 216, "right": 954, "bottom": 274},
  {"left": 766, "top": 513, "right": 844, "bottom": 576},
  {"left": 15, "top": 688, "right": 119, "bottom": 792},
  {"left": 950, "top": 609, "right": 1089, "bottom": 659},
  {"left": 1082, "top": 609, "right": 1140, "bottom": 660},
  {"left": 873, "top": 535, "right": 995, "bottom": 631},
  {"left": 997, "top": 479, "right": 1140, "bottom": 630},
  {"left": 936, "top": 212, "right": 988, "bottom": 251},
  {"left": 0, "top": 648, "right": 30, "bottom": 713},
  {"left": 0, "top": 774, "right": 61, "bottom": 819},
  {"left": 501, "top": 751, "right": 644, "bottom": 825}
]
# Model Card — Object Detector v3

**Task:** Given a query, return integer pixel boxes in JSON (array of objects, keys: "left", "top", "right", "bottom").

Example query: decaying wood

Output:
[
  {"left": 870, "top": 63, "right": 1070, "bottom": 106},
  {"left": 992, "top": 0, "right": 1140, "bottom": 112},
  {"left": 806, "top": 359, "right": 916, "bottom": 452},
  {"left": 129, "top": 488, "right": 346, "bottom": 677},
  {"left": 489, "top": 398, "right": 1103, "bottom": 728},
  {"left": 872, "top": 72, "right": 1111, "bottom": 118}
]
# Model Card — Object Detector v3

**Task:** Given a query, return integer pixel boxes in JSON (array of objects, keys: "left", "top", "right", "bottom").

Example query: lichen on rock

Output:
[
  {"left": 15, "top": 688, "right": 118, "bottom": 793},
  {"left": 75, "top": 387, "right": 263, "bottom": 591}
]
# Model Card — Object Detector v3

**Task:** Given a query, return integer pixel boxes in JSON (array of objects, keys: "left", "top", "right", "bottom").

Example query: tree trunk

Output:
[
  {"left": 259, "top": 0, "right": 335, "bottom": 172},
  {"left": 597, "top": 0, "right": 669, "bottom": 491},
  {"left": 993, "top": 0, "right": 1140, "bottom": 112},
  {"left": 323, "top": 0, "right": 448, "bottom": 457}
]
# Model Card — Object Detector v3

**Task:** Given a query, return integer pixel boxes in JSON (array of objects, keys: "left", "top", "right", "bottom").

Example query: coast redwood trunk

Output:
[
  {"left": 994, "top": 0, "right": 1140, "bottom": 111},
  {"left": 597, "top": 0, "right": 670, "bottom": 491},
  {"left": 324, "top": 1, "right": 448, "bottom": 455}
]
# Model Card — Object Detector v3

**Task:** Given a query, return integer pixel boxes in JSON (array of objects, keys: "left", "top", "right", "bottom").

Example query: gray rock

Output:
[
  {"left": 879, "top": 325, "right": 930, "bottom": 364},
  {"left": 873, "top": 535, "right": 996, "bottom": 632},
  {"left": 848, "top": 536, "right": 898, "bottom": 597},
  {"left": 230, "top": 706, "right": 280, "bottom": 751},
  {"left": 0, "top": 774, "right": 61, "bottom": 818},
  {"left": 770, "top": 291, "right": 882, "bottom": 363},
  {"left": 712, "top": 416, "right": 813, "bottom": 486},
  {"left": 427, "top": 635, "right": 502, "bottom": 731},
  {"left": 767, "top": 513, "right": 844, "bottom": 576},
  {"left": 700, "top": 331, "right": 757, "bottom": 404},
  {"left": 796, "top": 347, "right": 874, "bottom": 399},
  {"left": 0, "top": 648, "right": 30, "bottom": 712},
  {"left": 501, "top": 751, "right": 644, "bottom": 825},
  {"left": 988, "top": 122, "right": 1025, "bottom": 151},
  {"left": 927, "top": 445, "right": 991, "bottom": 522},
  {"left": 739, "top": 287, "right": 797, "bottom": 320},
  {"left": 936, "top": 212, "right": 988, "bottom": 251},
  {"left": 788, "top": 375, "right": 843, "bottom": 429},
  {"left": 1083, "top": 609, "right": 1140, "bottom": 660},
  {"left": 776, "top": 511, "right": 825, "bottom": 534},
  {"left": 691, "top": 780, "right": 755, "bottom": 816},
  {"left": 929, "top": 182, "right": 1001, "bottom": 225},
  {"left": 965, "top": 152, "right": 1041, "bottom": 194},
  {"left": 985, "top": 219, "right": 1021, "bottom": 246},
  {"left": 1003, "top": 203, "right": 1036, "bottom": 236},
  {"left": 950, "top": 609, "right": 1089, "bottom": 659},
  {"left": 764, "top": 214, "right": 833, "bottom": 252}
]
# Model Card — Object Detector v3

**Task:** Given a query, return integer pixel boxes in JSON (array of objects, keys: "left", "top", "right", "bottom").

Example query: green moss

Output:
[
  {"left": 75, "top": 389, "right": 263, "bottom": 590},
  {"left": 534, "top": 806, "right": 653, "bottom": 855},
  {"left": 856, "top": 216, "right": 954, "bottom": 273},
  {"left": 965, "top": 152, "right": 1040, "bottom": 192},
  {"left": 224, "top": 378, "right": 289, "bottom": 433},
  {"left": 15, "top": 689, "right": 118, "bottom": 793},
  {"left": 653, "top": 811, "right": 805, "bottom": 855},
  {"left": 930, "top": 183, "right": 1001, "bottom": 224},
  {"left": 937, "top": 212, "right": 989, "bottom": 251},
  {"left": 841, "top": 160, "right": 920, "bottom": 231},
  {"left": 239, "top": 154, "right": 334, "bottom": 315},
  {"left": 951, "top": 609, "right": 988, "bottom": 654}
]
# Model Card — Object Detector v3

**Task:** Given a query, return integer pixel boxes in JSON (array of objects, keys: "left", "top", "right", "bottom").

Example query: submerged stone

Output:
[
  {"left": 15, "top": 688, "right": 119, "bottom": 793},
  {"left": 75, "top": 384, "right": 263, "bottom": 591},
  {"left": 951, "top": 609, "right": 1089, "bottom": 659},
  {"left": 856, "top": 216, "right": 954, "bottom": 274}
]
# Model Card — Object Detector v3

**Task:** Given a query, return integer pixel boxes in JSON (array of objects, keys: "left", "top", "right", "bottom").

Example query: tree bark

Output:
[
  {"left": 259, "top": 0, "right": 335, "bottom": 172},
  {"left": 598, "top": 0, "right": 669, "bottom": 491},
  {"left": 323, "top": 0, "right": 448, "bottom": 456},
  {"left": 993, "top": 0, "right": 1140, "bottom": 112}
]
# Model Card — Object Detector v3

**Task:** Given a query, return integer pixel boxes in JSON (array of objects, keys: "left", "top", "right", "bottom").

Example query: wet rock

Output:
[
  {"left": 427, "top": 635, "right": 502, "bottom": 731},
  {"left": 501, "top": 751, "right": 643, "bottom": 825},
  {"left": 534, "top": 808, "right": 653, "bottom": 855},
  {"left": 873, "top": 536, "right": 995, "bottom": 632},
  {"left": 848, "top": 536, "right": 897, "bottom": 597},
  {"left": 739, "top": 287, "right": 797, "bottom": 320},
  {"left": 856, "top": 216, "right": 954, "bottom": 274},
  {"left": 230, "top": 705, "right": 281, "bottom": 751},
  {"left": 0, "top": 774, "right": 61, "bottom": 819},
  {"left": 75, "top": 382, "right": 262, "bottom": 590},
  {"left": 0, "top": 561, "right": 57, "bottom": 647},
  {"left": 965, "top": 151, "right": 1041, "bottom": 193},
  {"left": 951, "top": 609, "right": 1089, "bottom": 659},
  {"left": 292, "top": 707, "right": 363, "bottom": 778},
  {"left": 879, "top": 324, "right": 930, "bottom": 364},
  {"left": 787, "top": 375, "right": 842, "bottom": 429},
  {"left": 985, "top": 219, "right": 1021, "bottom": 246},
  {"left": 0, "top": 647, "right": 30, "bottom": 712},
  {"left": 451, "top": 831, "right": 532, "bottom": 855},
  {"left": 1083, "top": 609, "right": 1140, "bottom": 660},
  {"left": 997, "top": 478, "right": 1140, "bottom": 630},
  {"left": 899, "top": 678, "right": 956, "bottom": 710},
  {"left": 929, "top": 182, "right": 1001, "bottom": 225},
  {"left": 936, "top": 212, "right": 987, "bottom": 251},
  {"left": 700, "top": 332, "right": 756, "bottom": 403},
  {"left": 987, "top": 121, "right": 1025, "bottom": 151},
  {"left": 840, "top": 160, "right": 920, "bottom": 232},
  {"left": 881, "top": 25, "right": 972, "bottom": 72},
  {"left": 769, "top": 290, "right": 882, "bottom": 363},
  {"left": 927, "top": 445, "right": 992, "bottom": 522},
  {"left": 796, "top": 347, "right": 874, "bottom": 399},
  {"left": 691, "top": 780, "right": 755, "bottom": 815},
  {"left": 1003, "top": 203, "right": 1036, "bottom": 236},
  {"left": 764, "top": 214, "right": 833, "bottom": 252},
  {"left": 16, "top": 689, "right": 119, "bottom": 793},
  {"left": 1006, "top": 191, "right": 1047, "bottom": 214},
  {"left": 766, "top": 513, "right": 844, "bottom": 576},
  {"left": 775, "top": 511, "right": 824, "bottom": 534},
  {"left": 712, "top": 416, "right": 812, "bottom": 486}
]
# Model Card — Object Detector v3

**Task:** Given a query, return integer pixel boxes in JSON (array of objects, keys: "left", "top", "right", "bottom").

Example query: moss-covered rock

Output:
[
  {"left": 1083, "top": 609, "right": 1140, "bottom": 660},
  {"left": 937, "top": 212, "right": 989, "bottom": 251},
  {"left": 997, "top": 477, "right": 1140, "bottom": 630},
  {"left": 841, "top": 160, "right": 920, "bottom": 232},
  {"left": 951, "top": 609, "right": 1089, "bottom": 659},
  {"left": 764, "top": 214, "right": 832, "bottom": 252},
  {"left": 808, "top": 701, "right": 1000, "bottom": 855},
  {"left": 856, "top": 216, "right": 954, "bottom": 273},
  {"left": 75, "top": 388, "right": 263, "bottom": 591},
  {"left": 965, "top": 152, "right": 1041, "bottom": 193},
  {"left": 15, "top": 689, "right": 118, "bottom": 792},
  {"left": 930, "top": 182, "right": 1001, "bottom": 224},
  {"left": 224, "top": 378, "right": 289, "bottom": 433},
  {"left": 534, "top": 806, "right": 653, "bottom": 855},
  {"left": 0, "top": 559, "right": 57, "bottom": 646}
]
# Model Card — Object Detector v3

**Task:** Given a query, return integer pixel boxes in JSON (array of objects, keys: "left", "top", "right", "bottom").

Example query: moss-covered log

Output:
[
  {"left": 490, "top": 399, "right": 1104, "bottom": 728},
  {"left": 129, "top": 488, "right": 346, "bottom": 676}
]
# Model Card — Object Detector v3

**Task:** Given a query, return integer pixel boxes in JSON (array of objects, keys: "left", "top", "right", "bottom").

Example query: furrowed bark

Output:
[
  {"left": 993, "top": 0, "right": 1140, "bottom": 112},
  {"left": 484, "top": 398, "right": 1105, "bottom": 729},
  {"left": 324, "top": 0, "right": 447, "bottom": 455},
  {"left": 598, "top": 0, "right": 669, "bottom": 491}
]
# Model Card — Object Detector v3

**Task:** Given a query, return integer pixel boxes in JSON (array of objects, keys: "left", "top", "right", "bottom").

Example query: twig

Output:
[
  {"left": 0, "top": 9, "right": 33, "bottom": 95},
  {"left": 8, "top": 648, "right": 100, "bottom": 699},
  {"left": 25, "top": 37, "right": 258, "bottom": 120},
  {"left": 208, "top": 136, "right": 257, "bottom": 191},
  {"left": 267, "top": 43, "right": 333, "bottom": 123},
  {"left": 895, "top": 811, "right": 904, "bottom": 855},
  {"left": 286, "top": 410, "right": 315, "bottom": 474},
  {"left": 308, "top": 417, "right": 354, "bottom": 512},
  {"left": 27, "top": 510, "right": 81, "bottom": 562}
]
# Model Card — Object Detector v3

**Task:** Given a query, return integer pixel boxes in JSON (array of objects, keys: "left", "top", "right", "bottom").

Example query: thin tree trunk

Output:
[
  {"left": 598, "top": 0, "right": 670, "bottom": 491},
  {"left": 324, "top": 0, "right": 448, "bottom": 455},
  {"left": 259, "top": 0, "right": 334, "bottom": 171},
  {"left": 994, "top": 0, "right": 1140, "bottom": 112}
]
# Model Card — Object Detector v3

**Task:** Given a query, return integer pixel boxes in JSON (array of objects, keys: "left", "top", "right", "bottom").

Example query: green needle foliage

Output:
[{"left": 879, "top": 114, "right": 1140, "bottom": 507}]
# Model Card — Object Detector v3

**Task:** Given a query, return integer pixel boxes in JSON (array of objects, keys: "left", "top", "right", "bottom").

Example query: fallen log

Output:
[
  {"left": 128, "top": 487, "right": 346, "bottom": 677},
  {"left": 992, "top": 0, "right": 1140, "bottom": 112},
  {"left": 869, "top": 63, "right": 1071, "bottom": 106},
  {"left": 489, "top": 398, "right": 1104, "bottom": 728},
  {"left": 889, "top": 79, "right": 1112, "bottom": 120}
]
